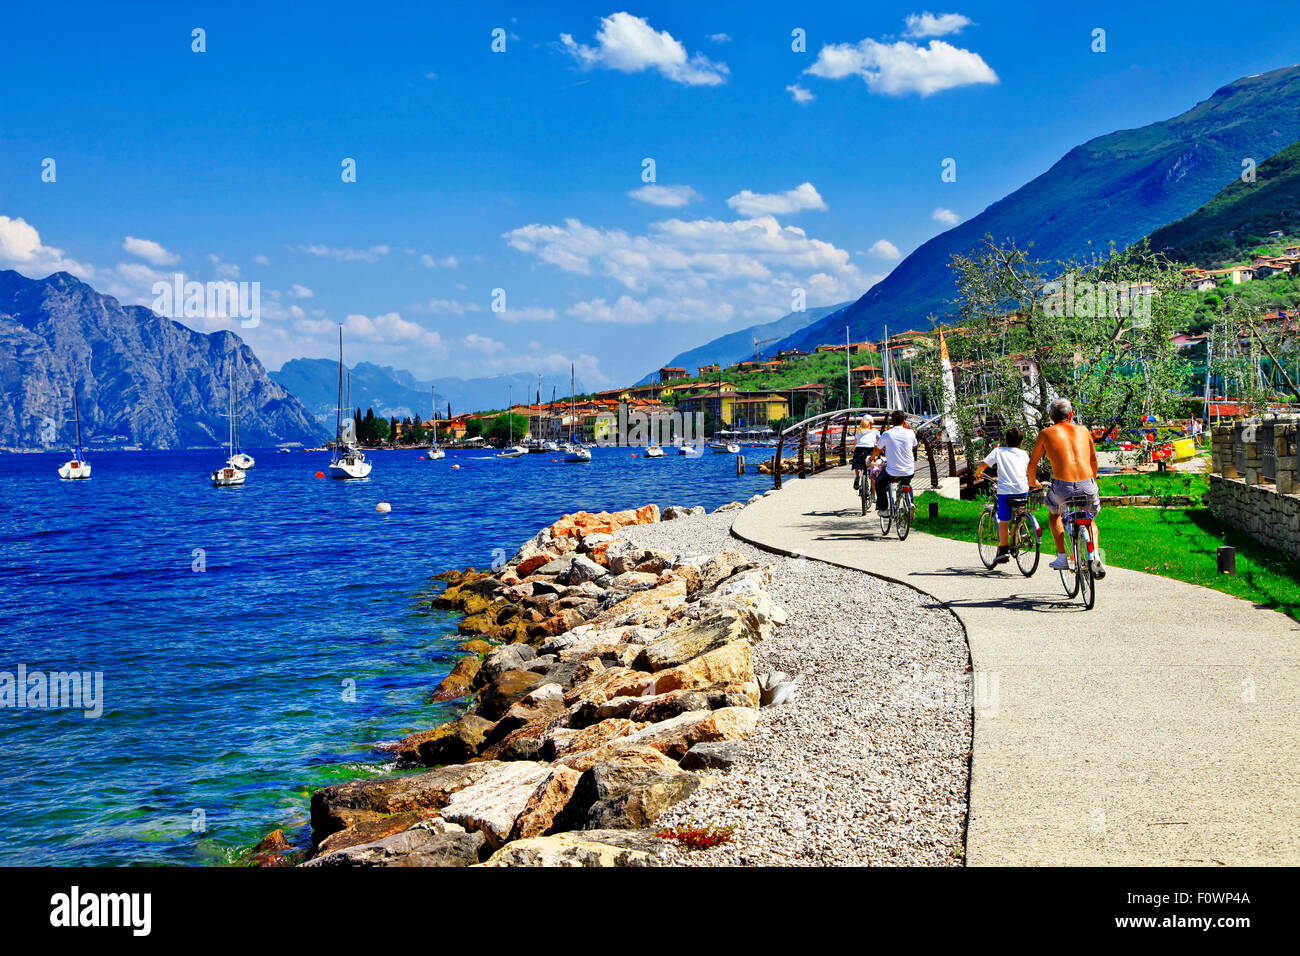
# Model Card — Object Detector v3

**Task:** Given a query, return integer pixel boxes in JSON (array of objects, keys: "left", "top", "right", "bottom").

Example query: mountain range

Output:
[
  {"left": 1148, "top": 136, "right": 1300, "bottom": 266},
  {"left": 762, "top": 64, "right": 1300, "bottom": 354},
  {"left": 0, "top": 270, "right": 326, "bottom": 450},
  {"left": 271, "top": 359, "right": 591, "bottom": 424}
]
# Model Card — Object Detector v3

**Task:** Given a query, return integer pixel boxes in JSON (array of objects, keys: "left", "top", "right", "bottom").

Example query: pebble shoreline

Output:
[{"left": 622, "top": 510, "right": 972, "bottom": 866}]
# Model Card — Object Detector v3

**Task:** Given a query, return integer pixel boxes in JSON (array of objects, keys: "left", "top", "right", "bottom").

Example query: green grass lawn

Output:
[
  {"left": 1096, "top": 470, "right": 1209, "bottom": 498},
  {"left": 914, "top": 492, "right": 1300, "bottom": 621}
]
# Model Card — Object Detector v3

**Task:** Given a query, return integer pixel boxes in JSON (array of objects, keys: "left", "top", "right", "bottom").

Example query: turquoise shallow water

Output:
[{"left": 0, "top": 445, "right": 770, "bottom": 865}]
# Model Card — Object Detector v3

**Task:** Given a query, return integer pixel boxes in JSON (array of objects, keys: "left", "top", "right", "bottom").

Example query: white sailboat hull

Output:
[
  {"left": 329, "top": 457, "right": 373, "bottom": 479},
  {"left": 211, "top": 465, "right": 246, "bottom": 486},
  {"left": 228, "top": 453, "right": 255, "bottom": 470},
  {"left": 709, "top": 442, "right": 741, "bottom": 454},
  {"left": 427, "top": 447, "right": 446, "bottom": 460},
  {"left": 59, "top": 460, "right": 91, "bottom": 480},
  {"left": 497, "top": 446, "right": 527, "bottom": 458},
  {"left": 643, "top": 445, "right": 664, "bottom": 457}
]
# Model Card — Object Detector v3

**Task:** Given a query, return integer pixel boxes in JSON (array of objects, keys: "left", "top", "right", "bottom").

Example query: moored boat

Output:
[{"left": 58, "top": 387, "right": 91, "bottom": 480}]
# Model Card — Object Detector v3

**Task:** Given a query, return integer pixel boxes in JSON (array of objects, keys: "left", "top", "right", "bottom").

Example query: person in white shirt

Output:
[
  {"left": 867, "top": 410, "right": 917, "bottom": 515},
  {"left": 972, "top": 426, "right": 1031, "bottom": 565},
  {"left": 851, "top": 417, "right": 880, "bottom": 493}
]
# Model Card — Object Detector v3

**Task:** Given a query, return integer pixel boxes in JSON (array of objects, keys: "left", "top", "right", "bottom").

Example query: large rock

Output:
[
  {"left": 304, "top": 822, "right": 484, "bottom": 867},
  {"left": 607, "top": 571, "right": 659, "bottom": 591},
  {"left": 313, "top": 811, "right": 439, "bottom": 855},
  {"left": 506, "top": 765, "right": 583, "bottom": 841},
  {"left": 311, "top": 763, "right": 499, "bottom": 840},
  {"left": 481, "top": 642, "right": 537, "bottom": 680},
  {"left": 636, "top": 608, "right": 762, "bottom": 672},
  {"left": 393, "top": 714, "right": 494, "bottom": 767},
  {"left": 439, "top": 761, "right": 554, "bottom": 848},
  {"left": 478, "top": 669, "right": 546, "bottom": 720},
  {"left": 431, "top": 655, "right": 482, "bottom": 702},
  {"left": 558, "top": 742, "right": 684, "bottom": 774},
  {"left": 559, "top": 554, "right": 608, "bottom": 585},
  {"left": 553, "top": 752, "right": 697, "bottom": 831},
  {"left": 697, "top": 550, "right": 749, "bottom": 592},
  {"left": 587, "top": 580, "right": 687, "bottom": 628},
  {"left": 601, "top": 707, "right": 759, "bottom": 760},
  {"left": 680, "top": 740, "right": 746, "bottom": 771},
  {"left": 642, "top": 637, "right": 756, "bottom": 697},
  {"left": 480, "top": 829, "right": 670, "bottom": 867},
  {"left": 548, "top": 717, "right": 644, "bottom": 758}
]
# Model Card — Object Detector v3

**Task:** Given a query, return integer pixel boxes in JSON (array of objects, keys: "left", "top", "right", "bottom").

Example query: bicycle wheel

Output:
[
  {"left": 1059, "top": 521, "right": 1080, "bottom": 597},
  {"left": 860, "top": 471, "right": 870, "bottom": 516},
  {"left": 878, "top": 488, "right": 892, "bottom": 535},
  {"left": 1077, "top": 527, "right": 1096, "bottom": 609},
  {"left": 896, "top": 492, "right": 912, "bottom": 540},
  {"left": 1013, "top": 515, "right": 1040, "bottom": 577},
  {"left": 977, "top": 507, "right": 998, "bottom": 568}
]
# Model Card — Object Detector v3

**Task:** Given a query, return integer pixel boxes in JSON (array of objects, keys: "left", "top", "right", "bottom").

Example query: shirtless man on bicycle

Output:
[{"left": 1026, "top": 397, "right": 1107, "bottom": 578}]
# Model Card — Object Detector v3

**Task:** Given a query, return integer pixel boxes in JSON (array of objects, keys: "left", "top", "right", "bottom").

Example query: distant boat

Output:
[
  {"left": 709, "top": 442, "right": 741, "bottom": 454},
  {"left": 562, "top": 364, "right": 591, "bottom": 462},
  {"left": 226, "top": 352, "right": 255, "bottom": 471},
  {"left": 496, "top": 384, "right": 527, "bottom": 458},
  {"left": 644, "top": 444, "right": 664, "bottom": 458},
  {"left": 427, "top": 386, "right": 445, "bottom": 459},
  {"left": 58, "top": 387, "right": 91, "bottom": 480},
  {"left": 543, "top": 440, "right": 561, "bottom": 453},
  {"left": 212, "top": 363, "right": 247, "bottom": 487},
  {"left": 328, "top": 326, "right": 372, "bottom": 479}
]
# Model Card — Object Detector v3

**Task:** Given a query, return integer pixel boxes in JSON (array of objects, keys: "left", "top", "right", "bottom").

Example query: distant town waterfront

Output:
[{"left": 0, "top": 446, "right": 769, "bottom": 865}]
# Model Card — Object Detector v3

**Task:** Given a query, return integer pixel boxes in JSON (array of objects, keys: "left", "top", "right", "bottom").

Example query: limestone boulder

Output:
[
  {"left": 644, "top": 641, "right": 757, "bottom": 697},
  {"left": 480, "top": 829, "right": 670, "bottom": 867},
  {"left": 697, "top": 549, "right": 749, "bottom": 592},
  {"left": 602, "top": 706, "right": 759, "bottom": 760},
  {"left": 440, "top": 761, "right": 555, "bottom": 848},
  {"left": 559, "top": 554, "right": 608, "bottom": 585},
  {"left": 311, "top": 763, "right": 499, "bottom": 840},
  {"left": 313, "top": 811, "right": 440, "bottom": 856},
  {"left": 394, "top": 714, "right": 494, "bottom": 768},
  {"left": 635, "top": 607, "right": 762, "bottom": 672},
  {"left": 478, "top": 669, "right": 545, "bottom": 720},
  {"left": 430, "top": 655, "right": 482, "bottom": 702},
  {"left": 506, "top": 765, "right": 583, "bottom": 841},
  {"left": 304, "top": 824, "right": 484, "bottom": 868},
  {"left": 680, "top": 740, "right": 746, "bottom": 771}
]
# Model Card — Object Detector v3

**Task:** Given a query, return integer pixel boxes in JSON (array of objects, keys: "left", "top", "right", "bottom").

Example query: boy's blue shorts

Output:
[{"left": 996, "top": 494, "right": 1021, "bottom": 521}]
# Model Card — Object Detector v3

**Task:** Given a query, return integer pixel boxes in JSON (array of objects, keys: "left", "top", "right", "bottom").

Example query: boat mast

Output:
[
  {"left": 570, "top": 364, "right": 575, "bottom": 443},
  {"left": 335, "top": 325, "right": 344, "bottom": 454},
  {"left": 72, "top": 387, "right": 83, "bottom": 458},
  {"left": 431, "top": 385, "right": 438, "bottom": 445}
]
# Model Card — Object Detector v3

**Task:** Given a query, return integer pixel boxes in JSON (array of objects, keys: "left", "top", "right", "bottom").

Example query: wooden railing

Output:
[{"left": 771, "top": 408, "right": 950, "bottom": 490}]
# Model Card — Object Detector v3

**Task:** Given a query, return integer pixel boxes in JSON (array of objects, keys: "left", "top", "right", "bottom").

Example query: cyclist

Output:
[
  {"left": 851, "top": 416, "right": 879, "bottom": 493},
  {"left": 868, "top": 410, "right": 916, "bottom": 516},
  {"left": 972, "top": 425, "right": 1029, "bottom": 565},
  {"left": 1027, "top": 397, "right": 1106, "bottom": 577}
]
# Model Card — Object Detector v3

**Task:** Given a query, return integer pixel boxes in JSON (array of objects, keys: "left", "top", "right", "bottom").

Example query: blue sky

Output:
[{"left": 2, "top": 1, "right": 1296, "bottom": 387}]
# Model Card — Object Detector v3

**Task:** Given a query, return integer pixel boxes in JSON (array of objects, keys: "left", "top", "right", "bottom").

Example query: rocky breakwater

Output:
[{"left": 302, "top": 503, "right": 785, "bottom": 867}]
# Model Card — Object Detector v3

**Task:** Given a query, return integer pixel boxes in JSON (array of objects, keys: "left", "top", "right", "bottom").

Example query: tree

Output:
[
  {"left": 915, "top": 236, "right": 1196, "bottom": 458},
  {"left": 485, "top": 413, "right": 528, "bottom": 444}
]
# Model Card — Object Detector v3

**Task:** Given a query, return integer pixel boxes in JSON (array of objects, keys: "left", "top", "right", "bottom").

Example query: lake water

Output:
[{"left": 0, "top": 445, "right": 770, "bottom": 865}]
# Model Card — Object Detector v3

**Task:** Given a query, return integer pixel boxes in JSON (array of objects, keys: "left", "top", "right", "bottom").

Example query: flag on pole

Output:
[{"left": 938, "top": 326, "right": 960, "bottom": 442}]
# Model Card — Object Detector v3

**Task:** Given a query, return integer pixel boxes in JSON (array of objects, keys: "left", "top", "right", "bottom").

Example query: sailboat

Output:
[
  {"left": 211, "top": 363, "right": 248, "bottom": 486},
  {"left": 328, "top": 326, "right": 373, "bottom": 479},
  {"left": 427, "top": 386, "right": 445, "bottom": 459},
  {"left": 562, "top": 363, "right": 591, "bottom": 463},
  {"left": 526, "top": 375, "right": 547, "bottom": 452},
  {"left": 226, "top": 351, "right": 255, "bottom": 470},
  {"left": 644, "top": 443, "right": 664, "bottom": 457},
  {"left": 705, "top": 365, "right": 739, "bottom": 453},
  {"left": 58, "top": 387, "right": 92, "bottom": 480},
  {"left": 497, "top": 384, "right": 527, "bottom": 458}
]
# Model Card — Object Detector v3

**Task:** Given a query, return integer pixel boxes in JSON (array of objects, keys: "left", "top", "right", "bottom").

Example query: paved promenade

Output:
[{"left": 732, "top": 470, "right": 1299, "bottom": 865}]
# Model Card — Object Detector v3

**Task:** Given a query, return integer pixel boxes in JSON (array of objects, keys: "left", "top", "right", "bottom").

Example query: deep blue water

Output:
[{"left": 0, "top": 445, "right": 770, "bottom": 865}]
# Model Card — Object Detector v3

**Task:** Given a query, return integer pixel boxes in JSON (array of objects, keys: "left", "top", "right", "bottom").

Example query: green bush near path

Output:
[
  {"left": 914, "top": 492, "right": 1300, "bottom": 622},
  {"left": 1096, "top": 471, "right": 1209, "bottom": 499}
]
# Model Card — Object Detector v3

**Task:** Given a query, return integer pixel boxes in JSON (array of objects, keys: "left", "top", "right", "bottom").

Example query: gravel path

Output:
[{"left": 620, "top": 508, "right": 972, "bottom": 866}]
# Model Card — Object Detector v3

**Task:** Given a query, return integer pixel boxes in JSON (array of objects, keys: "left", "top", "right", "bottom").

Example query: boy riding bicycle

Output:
[{"left": 972, "top": 425, "right": 1030, "bottom": 565}]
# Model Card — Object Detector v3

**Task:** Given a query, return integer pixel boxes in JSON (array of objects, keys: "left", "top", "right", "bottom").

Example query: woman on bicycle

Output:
[
  {"left": 851, "top": 416, "right": 879, "bottom": 493},
  {"left": 973, "top": 426, "right": 1030, "bottom": 565}
]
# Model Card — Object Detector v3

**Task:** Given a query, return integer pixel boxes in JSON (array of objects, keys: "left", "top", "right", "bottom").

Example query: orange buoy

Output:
[
  {"left": 315, "top": 470, "right": 324, "bottom": 478},
  {"left": 451, "top": 464, "right": 460, "bottom": 469}
]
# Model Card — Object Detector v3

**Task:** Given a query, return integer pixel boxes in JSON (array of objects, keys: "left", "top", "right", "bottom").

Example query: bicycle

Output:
[
  {"left": 1057, "top": 493, "right": 1098, "bottom": 610},
  {"left": 859, "top": 462, "right": 879, "bottom": 516},
  {"left": 878, "top": 478, "right": 914, "bottom": 540},
  {"left": 976, "top": 492, "right": 1041, "bottom": 576}
]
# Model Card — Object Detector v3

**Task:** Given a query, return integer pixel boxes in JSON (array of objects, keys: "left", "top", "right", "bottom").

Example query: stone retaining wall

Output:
[{"left": 1208, "top": 421, "right": 1300, "bottom": 560}]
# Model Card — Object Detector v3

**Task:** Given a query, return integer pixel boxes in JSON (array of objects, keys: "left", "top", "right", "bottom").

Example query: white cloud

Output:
[
  {"left": 709, "top": 33, "right": 731, "bottom": 44},
  {"left": 123, "top": 236, "right": 178, "bottom": 266},
  {"left": 560, "top": 12, "right": 729, "bottom": 86},
  {"left": 253, "top": 254, "right": 270, "bottom": 266},
  {"left": 295, "top": 243, "right": 391, "bottom": 263},
  {"left": 463, "top": 333, "right": 507, "bottom": 355},
  {"left": 290, "top": 284, "right": 313, "bottom": 298},
  {"left": 806, "top": 36, "right": 997, "bottom": 96},
  {"left": 0, "top": 216, "right": 93, "bottom": 278},
  {"left": 207, "top": 254, "right": 241, "bottom": 279},
  {"left": 422, "top": 297, "right": 480, "bottom": 315},
  {"left": 505, "top": 212, "right": 871, "bottom": 329},
  {"left": 343, "top": 311, "right": 443, "bottom": 349},
  {"left": 933, "top": 207, "right": 960, "bottom": 225},
  {"left": 726, "top": 182, "right": 827, "bottom": 217},
  {"left": 497, "top": 305, "right": 558, "bottom": 324},
  {"left": 423, "top": 71, "right": 438, "bottom": 80},
  {"left": 420, "top": 253, "right": 460, "bottom": 268},
  {"left": 904, "top": 12, "right": 973, "bottom": 38},
  {"left": 786, "top": 83, "right": 815, "bottom": 104},
  {"left": 628, "top": 184, "right": 703, "bottom": 208},
  {"left": 868, "top": 239, "right": 902, "bottom": 260}
]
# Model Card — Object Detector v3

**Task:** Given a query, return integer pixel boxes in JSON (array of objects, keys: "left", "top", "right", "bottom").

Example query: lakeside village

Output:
[{"left": 340, "top": 236, "right": 1300, "bottom": 457}]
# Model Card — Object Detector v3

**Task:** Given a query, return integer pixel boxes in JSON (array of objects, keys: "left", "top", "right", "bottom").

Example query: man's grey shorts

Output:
[{"left": 1046, "top": 478, "right": 1101, "bottom": 515}]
